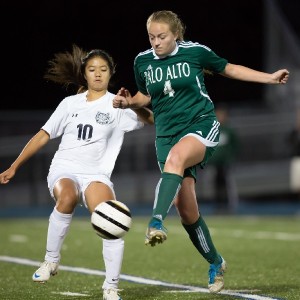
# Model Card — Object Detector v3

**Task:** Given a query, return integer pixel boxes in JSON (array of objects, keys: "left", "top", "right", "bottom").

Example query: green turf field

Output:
[{"left": 0, "top": 215, "right": 299, "bottom": 300}]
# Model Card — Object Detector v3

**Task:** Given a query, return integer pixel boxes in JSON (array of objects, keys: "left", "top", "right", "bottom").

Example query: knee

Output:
[
  {"left": 166, "top": 150, "right": 183, "bottom": 169},
  {"left": 56, "top": 194, "right": 78, "bottom": 213}
]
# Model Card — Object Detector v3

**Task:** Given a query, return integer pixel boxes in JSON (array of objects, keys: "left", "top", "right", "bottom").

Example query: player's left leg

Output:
[
  {"left": 85, "top": 181, "right": 123, "bottom": 300},
  {"left": 177, "top": 177, "right": 227, "bottom": 293},
  {"left": 102, "top": 238, "right": 124, "bottom": 300}
]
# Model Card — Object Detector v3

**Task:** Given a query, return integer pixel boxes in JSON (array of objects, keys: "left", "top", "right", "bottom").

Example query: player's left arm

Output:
[{"left": 220, "top": 63, "right": 289, "bottom": 84}]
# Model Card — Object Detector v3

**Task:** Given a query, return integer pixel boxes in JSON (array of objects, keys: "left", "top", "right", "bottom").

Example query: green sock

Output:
[
  {"left": 182, "top": 216, "right": 221, "bottom": 265},
  {"left": 150, "top": 172, "right": 183, "bottom": 224}
]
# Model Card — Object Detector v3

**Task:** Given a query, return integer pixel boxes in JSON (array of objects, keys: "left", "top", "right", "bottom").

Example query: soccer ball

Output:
[{"left": 91, "top": 200, "right": 132, "bottom": 239}]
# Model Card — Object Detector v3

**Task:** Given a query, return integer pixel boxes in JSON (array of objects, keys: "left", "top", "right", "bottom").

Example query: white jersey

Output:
[{"left": 42, "top": 91, "right": 144, "bottom": 178}]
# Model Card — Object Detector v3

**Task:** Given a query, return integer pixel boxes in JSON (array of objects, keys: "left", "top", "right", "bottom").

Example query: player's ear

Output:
[{"left": 174, "top": 30, "right": 179, "bottom": 41}]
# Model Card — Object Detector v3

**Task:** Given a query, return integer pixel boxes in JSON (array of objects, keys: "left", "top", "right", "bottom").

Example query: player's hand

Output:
[
  {"left": 113, "top": 87, "right": 132, "bottom": 109},
  {"left": 272, "top": 69, "right": 289, "bottom": 84},
  {"left": 0, "top": 168, "right": 16, "bottom": 184}
]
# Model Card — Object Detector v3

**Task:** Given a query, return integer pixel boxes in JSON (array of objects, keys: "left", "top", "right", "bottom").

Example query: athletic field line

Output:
[{"left": 0, "top": 255, "right": 283, "bottom": 300}]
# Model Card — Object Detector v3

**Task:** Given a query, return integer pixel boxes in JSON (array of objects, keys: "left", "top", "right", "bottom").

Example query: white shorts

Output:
[{"left": 47, "top": 170, "right": 115, "bottom": 209}]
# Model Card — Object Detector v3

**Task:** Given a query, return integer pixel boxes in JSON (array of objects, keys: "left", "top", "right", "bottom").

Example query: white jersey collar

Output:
[{"left": 153, "top": 42, "right": 179, "bottom": 59}]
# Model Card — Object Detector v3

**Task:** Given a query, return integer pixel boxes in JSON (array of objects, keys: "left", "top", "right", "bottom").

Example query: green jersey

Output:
[{"left": 134, "top": 41, "right": 228, "bottom": 136}]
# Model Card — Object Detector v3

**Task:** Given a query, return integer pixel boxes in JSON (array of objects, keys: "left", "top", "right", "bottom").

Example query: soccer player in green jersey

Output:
[{"left": 113, "top": 10, "right": 289, "bottom": 293}]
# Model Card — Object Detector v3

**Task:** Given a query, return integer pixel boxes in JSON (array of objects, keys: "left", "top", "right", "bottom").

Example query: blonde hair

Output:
[
  {"left": 146, "top": 10, "right": 212, "bottom": 76},
  {"left": 146, "top": 10, "right": 186, "bottom": 41}
]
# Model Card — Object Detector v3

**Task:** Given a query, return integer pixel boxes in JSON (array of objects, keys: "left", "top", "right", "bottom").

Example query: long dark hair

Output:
[{"left": 44, "top": 44, "right": 116, "bottom": 93}]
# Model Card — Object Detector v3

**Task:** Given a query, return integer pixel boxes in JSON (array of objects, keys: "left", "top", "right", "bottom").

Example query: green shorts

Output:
[{"left": 155, "top": 117, "right": 220, "bottom": 180}]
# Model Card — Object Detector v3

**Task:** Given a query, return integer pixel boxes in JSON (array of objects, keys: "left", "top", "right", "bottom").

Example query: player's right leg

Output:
[
  {"left": 32, "top": 206, "right": 73, "bottom": 282},
  {"left": 145, "top": 218, "right": 168, "bottom": 246},
  {"left": 33, "top": 177, "right": 78, "bottom": 283},
  {"left": 32, "top": 261, "right": 59, "bottom": 283}
]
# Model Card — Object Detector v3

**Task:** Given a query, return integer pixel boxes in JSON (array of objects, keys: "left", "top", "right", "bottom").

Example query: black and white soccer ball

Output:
[{"left": 91, "top": 200, "right": 132, "bottom": 239}]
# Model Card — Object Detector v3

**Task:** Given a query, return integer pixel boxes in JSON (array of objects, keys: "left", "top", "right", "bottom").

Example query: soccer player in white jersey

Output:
[
  {"left": 113, "top": 10, "right": 289, "bottom": 294},
  {"left": 0, "top": 44, "right": 153, "bottom": 300}
]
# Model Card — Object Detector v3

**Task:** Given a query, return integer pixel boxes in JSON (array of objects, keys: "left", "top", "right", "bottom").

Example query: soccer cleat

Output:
[
  {"left": 103, "top": 288, "right": 122, "bottom": 300},
  {"left": 32, "top": 261, "right": 59, "bottom": 283},
  {"left": 145, "top": 220, "right": 167, "bottom": 247},
  {"left": 208, "top": 256, "right": 227, "bottom": 293}
]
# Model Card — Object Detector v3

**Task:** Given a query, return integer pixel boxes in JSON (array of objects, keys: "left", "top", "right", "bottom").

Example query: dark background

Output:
[{"left": 1, "top": 0, "right": 300, "bottom": 111}]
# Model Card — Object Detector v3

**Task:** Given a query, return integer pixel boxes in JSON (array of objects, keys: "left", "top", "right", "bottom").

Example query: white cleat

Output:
[
  {"left": 103, "top": 288, "right": 122, "bottom": 300},
  {"left": 32, "top": 261, "right": 59, "bottom": 283},
  {"left": 208, "top": 256, "right": 227, "bottom": 293}
]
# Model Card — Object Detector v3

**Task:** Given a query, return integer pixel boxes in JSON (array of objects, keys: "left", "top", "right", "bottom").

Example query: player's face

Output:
[
  {"left": 147, "top": 21, "right": 178, "bottom": 58},
  {"left": 84, "top": 57, "right": 111, "bottom": 92}
]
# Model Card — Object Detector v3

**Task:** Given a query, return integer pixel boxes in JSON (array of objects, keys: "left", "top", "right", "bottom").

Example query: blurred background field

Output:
[
  {"left": 0, "top": 216, "right": 299, "bottom": 300},
  {"left": 1, "top": 0, "right": 300, "bottom": 217}
]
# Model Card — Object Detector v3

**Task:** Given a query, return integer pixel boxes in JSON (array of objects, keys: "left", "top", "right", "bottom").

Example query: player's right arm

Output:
[
  {"left": 0, "top": 129, "right": 50, "bottom": 184},
  {"left": 113, "top": 87, "right": 151, "bottom": 109}
]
